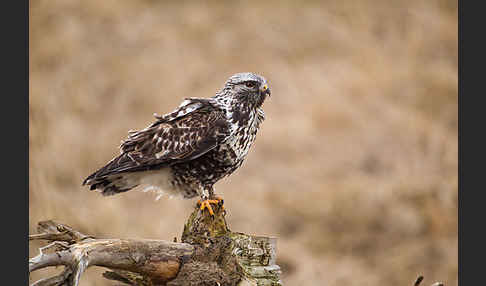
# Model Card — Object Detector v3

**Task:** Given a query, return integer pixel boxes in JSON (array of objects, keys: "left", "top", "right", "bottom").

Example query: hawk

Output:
[{"left": 83, "top": 73, "right": 271, "bottom": 215}]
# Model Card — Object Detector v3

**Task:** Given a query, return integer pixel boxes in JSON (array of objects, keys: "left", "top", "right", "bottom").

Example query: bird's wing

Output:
[{"left": 83, "top": 99, "right": 230, "bottom": 184}]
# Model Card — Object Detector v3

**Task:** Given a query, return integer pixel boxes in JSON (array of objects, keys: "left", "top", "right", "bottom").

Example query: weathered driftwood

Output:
[{"left": 29, "top": 202, "right": 282, "bottom": 286}]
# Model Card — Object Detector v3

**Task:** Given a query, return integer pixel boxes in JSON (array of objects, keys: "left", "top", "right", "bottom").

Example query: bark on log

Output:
[{"left": 29, "top": 203, "right": 282, "bottom": 286}]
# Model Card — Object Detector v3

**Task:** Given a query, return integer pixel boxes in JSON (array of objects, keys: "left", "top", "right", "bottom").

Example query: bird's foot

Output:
[
  {"left": 211, "top": 196, "right": 225, "bottom": 211},
  {"left": 197, "top": 197, "right": 224, "bottom": 216}
]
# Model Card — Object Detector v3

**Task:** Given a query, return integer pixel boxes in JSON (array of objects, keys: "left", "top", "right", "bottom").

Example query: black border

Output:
[
  {"left": 6, "top": 0, "right": 28, "bottom": 284},
  {"left": 459, "top": 1, "right": 482, "bottom": 285}
]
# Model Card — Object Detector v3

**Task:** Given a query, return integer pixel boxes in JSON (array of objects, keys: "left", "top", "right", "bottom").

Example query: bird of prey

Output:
[{"left": 83, "top": 72, "right": 271, "bottom": 215}]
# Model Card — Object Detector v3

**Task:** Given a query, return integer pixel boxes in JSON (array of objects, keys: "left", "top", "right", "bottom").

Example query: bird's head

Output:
[{"left": 218, "top": 72, "right": 271, "bottom": 109}]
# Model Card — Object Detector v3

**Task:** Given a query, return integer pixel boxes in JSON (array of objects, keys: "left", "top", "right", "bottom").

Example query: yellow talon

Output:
[{"left": 197, "top": 197, "right": 224, "bottom": 216}]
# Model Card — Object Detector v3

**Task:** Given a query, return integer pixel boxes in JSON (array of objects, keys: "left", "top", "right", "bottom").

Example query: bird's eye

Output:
[{"left": 245, "top": 81, "right": 256, "bottom": 88}]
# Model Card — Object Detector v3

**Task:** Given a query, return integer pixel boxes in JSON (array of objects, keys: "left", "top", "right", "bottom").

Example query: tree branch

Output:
[{"left": 30, "top": 230, "right": 194, "bottom": 285}]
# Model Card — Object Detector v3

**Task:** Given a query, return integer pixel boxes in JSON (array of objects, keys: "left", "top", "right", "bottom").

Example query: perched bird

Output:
[{"left": 83, "top": 72, "right": 271, "bottom": 215}]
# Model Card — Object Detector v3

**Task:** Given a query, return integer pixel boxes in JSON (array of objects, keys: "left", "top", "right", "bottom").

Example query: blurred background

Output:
[{"left": 29, "top": 0, "right": 457, "bottom": 285}]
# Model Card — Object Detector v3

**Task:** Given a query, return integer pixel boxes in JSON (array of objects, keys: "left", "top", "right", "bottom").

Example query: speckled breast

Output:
[
  {"left": 171, "top": 130, "right": 256, "bottom": 187},
  {"left": 170, "top": 146, "right": 239, "bottom": 188},
  {"left": 170, "top": 108, "right": 262, "bottom": 190}
]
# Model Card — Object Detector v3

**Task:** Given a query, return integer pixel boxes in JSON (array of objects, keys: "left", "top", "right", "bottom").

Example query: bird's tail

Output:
[
  {"left": 83, "top": 175, "right": 136, "bottom": 196},
  {"left": 82, "top": 153, "right": 144, "bottom": 196},
  {"left": 83, "top": 163, "right": 142, "bottom": 196}
]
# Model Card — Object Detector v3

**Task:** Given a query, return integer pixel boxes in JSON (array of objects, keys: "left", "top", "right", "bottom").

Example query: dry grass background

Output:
[{"left": 29, "top": 0, "right": 457, "bottom": 285}]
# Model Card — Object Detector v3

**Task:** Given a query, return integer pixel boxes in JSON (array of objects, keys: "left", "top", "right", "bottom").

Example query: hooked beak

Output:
[{"left": 260, "top": 84, "right": 271, "bottom": 97}]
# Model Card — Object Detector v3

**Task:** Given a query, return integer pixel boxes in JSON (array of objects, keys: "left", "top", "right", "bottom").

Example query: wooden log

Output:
[{"left": 29, "top": 202, "right": 282, "bottom": 286}]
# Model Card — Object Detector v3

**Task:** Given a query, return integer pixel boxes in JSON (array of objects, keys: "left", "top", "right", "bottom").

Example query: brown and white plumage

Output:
[{"left": 83, "top": 72, "right": 270, "bottom": 203}]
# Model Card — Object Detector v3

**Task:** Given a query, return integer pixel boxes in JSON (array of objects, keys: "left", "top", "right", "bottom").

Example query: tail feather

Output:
[
  {"left": 83, "top": 153, "right": 172, "bottom": 197},
  {"left": 83, "top": 170, "right": 139, "bottom": 196},
  {"left": 83, "top": 152, "right": 143, "bottom": 196}
]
